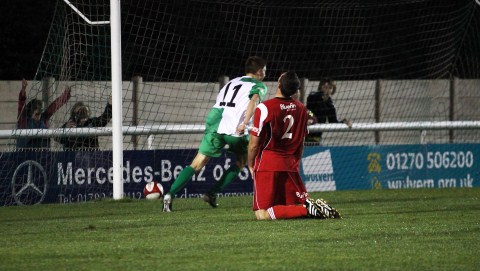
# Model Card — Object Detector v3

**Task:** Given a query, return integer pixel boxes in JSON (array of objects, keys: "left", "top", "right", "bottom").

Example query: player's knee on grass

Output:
[{"left": 255, "top": 209, "right": 271, "bottom": 220}]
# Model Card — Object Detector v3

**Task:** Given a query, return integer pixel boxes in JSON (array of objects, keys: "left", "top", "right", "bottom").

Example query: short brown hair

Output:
[
  {"left": 245, "top": 56, "right": 266, "bottom": 74},
  {"left": 279, "top": 71, "right": 300, "bottom": 98}
]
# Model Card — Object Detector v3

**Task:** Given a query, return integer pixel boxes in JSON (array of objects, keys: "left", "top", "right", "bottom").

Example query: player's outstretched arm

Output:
[{"left": 237, "top": 94, "right": 260, "bottom": 135}]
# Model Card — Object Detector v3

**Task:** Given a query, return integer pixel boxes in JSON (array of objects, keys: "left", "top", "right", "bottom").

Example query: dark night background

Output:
[
  {"left": 0, "top": 1, "right": 56, "bottom": 80},
  {"left": 1, "top": 0, "right": 479, "bottom": 81}
]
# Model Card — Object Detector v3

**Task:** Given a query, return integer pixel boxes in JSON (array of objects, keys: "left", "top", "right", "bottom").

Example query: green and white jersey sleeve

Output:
[{"left": 212, "top": 76, "right": 268, "bottom": 136}]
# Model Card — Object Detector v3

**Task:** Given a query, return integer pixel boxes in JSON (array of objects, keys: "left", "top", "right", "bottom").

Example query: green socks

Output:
[
  {"left": 168, "top": 166, "right": 195, "bottom": 195},
  {"left": 168, "top": 164, "right": 241, "bottom": 196},
  {"left": 210, "top": 165, "right": 241, "bottom": 194}
]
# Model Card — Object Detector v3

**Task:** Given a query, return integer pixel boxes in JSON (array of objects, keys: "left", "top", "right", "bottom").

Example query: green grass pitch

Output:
[{"left": 0, "top": 188, "right": 479, "bottom": 271}]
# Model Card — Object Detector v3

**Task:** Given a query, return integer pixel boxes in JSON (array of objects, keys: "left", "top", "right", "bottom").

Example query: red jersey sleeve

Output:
[{"left": 250, "top": 104, "right": 268, "bottom": 137}]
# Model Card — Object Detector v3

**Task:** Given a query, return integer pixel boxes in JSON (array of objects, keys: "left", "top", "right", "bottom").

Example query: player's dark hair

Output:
[
  {"left": 245, "top": 56, "right": 266, "bottom": 74},
  {"left": 279, "top": 71, "right": 300, "bottom": 98}
]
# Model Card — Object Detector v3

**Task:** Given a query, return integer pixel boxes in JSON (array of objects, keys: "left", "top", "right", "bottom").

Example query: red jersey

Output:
[{"left": 250, "top": 97, "right": 309, "bottom": 172}]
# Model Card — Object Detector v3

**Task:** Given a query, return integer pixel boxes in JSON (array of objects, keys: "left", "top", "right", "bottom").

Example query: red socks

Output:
[{"left": 267, "top": 205, "right": 307, "bottom": 219}]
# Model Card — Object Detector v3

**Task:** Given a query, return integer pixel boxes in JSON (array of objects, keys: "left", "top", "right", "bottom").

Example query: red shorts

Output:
[{"left": 252, "top": 171, "right": 309, "bottom": 211}]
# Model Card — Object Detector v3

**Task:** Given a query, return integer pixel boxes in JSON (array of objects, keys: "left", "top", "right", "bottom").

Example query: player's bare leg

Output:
[{"left": 255, "top": 209, "right": 271, "bottom": 220}]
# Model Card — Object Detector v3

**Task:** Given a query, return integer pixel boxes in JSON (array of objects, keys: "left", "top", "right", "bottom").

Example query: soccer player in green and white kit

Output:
[{"left": 163, "top": 56, "right": 268, "bottom": 212}]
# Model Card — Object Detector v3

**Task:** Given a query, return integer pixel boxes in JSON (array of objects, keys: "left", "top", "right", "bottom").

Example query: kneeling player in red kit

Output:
[{"left": 247, "top": 71, "right": 341, "bottom": 220}]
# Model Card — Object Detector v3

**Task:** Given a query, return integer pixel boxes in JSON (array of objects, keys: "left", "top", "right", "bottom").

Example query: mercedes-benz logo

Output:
[{"left": 11, "top": 160, "right": 48, "bottom": 205}]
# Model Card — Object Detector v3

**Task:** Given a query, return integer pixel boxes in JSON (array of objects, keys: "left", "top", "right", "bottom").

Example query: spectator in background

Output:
[
  {"left": 306, "top": 77, "right": 352, "bottom": 144},
  {"left": 248, "top": 71, "right": 341, "bottom": 220},
  {"left": 56, "top": 98, "right": 112, "bottom": 151},
  {"left": 17, "top": 79, "right": 71, "bottom": 149}
]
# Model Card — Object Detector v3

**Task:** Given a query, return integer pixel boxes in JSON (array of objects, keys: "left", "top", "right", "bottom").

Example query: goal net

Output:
[{"left": 1, "top": 0, "right": 479, "bottom": 205}]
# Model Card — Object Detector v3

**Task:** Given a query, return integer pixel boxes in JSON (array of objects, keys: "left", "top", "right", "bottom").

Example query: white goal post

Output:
[
  {"left": 60, "top": 0, "right": 124, "bottom": 199},
  {"left": 110, "top": 0, "right": 123, "bottom": 200}
]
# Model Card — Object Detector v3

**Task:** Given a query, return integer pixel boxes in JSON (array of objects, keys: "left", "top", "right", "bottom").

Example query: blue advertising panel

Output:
[
  {"left": 1, "top": 144, "right": 478, "bottom": 205},
  {"left": 1, "top": 150, "right": 252, "bottom": 206},
  {"left": 301, "top": 144, "right": 479, "bottom": 191}
]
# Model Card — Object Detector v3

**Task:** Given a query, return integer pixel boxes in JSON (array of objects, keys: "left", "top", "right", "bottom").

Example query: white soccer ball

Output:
[{"left": 143, "top": 181, "right": 164, "bottom": 200}]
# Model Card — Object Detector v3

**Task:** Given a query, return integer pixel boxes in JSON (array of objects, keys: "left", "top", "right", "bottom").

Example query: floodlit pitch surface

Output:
[{"left": 0, "top": 188, "right": 479, "bottom": 270}]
